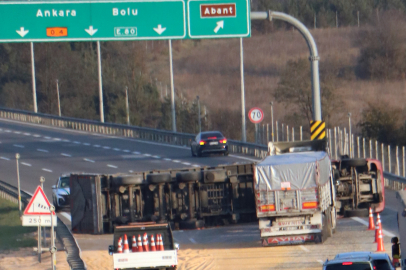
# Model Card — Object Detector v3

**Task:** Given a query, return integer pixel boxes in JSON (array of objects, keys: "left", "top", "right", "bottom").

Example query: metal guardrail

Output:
[
  {"left": 0, "top": 180, "right": 87, "bottom": 270},
  {"left": 0, "top": 107, "right": 268, "bottom": 158}
]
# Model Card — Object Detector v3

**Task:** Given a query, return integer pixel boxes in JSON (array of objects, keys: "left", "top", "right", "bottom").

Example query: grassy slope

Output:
[
  {"left": 0, "top": 198, "right": 36, "bottom": 250},
  {"left": 148, "top": 26, "right": 406, "bottom": 134}
]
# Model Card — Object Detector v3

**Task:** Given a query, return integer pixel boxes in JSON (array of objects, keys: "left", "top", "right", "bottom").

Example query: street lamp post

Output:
[
  {"left": 270, "top": 102, "right": 274, "bottom": 142},
  {"left": 56, "top": 80, "right": 61, "bottom": 117},
  {"left": 348, "top": 112, "right": 352, "bottom": 158},
  {"left": 197, "top": 96, "right": 201, "bottom": 133}
]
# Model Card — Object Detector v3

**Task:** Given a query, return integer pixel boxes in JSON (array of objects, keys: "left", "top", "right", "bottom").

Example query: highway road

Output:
[
  {"left": 0, "top": 117, "right": 401, "bottom": 269},
  {"left": 0, "top": 118, "right": 255, "bottom": 201}
]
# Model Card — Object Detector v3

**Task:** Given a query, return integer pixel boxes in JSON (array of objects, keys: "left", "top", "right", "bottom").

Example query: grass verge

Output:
[{"left": 0, "top": 197, "right": 36, "bottom": 251}]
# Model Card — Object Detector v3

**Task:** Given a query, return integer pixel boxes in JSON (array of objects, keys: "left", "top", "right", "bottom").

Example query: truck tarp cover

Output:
[{"left": 255, "top": 151, "right": 331, "bottom": 190}]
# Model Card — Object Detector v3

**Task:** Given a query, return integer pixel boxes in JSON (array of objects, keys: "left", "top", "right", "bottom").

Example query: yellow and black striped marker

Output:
[{"left": 310, "top": 120, "right": 326, "bottom": 140}]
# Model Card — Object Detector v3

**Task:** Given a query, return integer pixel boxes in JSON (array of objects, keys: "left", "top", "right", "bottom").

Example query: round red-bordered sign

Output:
[{"left": 248, "top": 107, "right": 264, "bottom": 124}]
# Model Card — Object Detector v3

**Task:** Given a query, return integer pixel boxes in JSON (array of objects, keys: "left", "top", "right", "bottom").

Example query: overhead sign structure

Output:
[
  {"left": 0, "top": 0, "right": 187, "bottom": 42},
  {"left": 0, "top": 0, "right": 250, "bottom": 43},
  {"left": 187, "top": 0, "right": 250, "bottom": 39},
  {"left": 22, "top": 186, "right": 57, "bottom": 227},
  {"left": 248, "top": 107, "right": 264, "bottom": 124}
]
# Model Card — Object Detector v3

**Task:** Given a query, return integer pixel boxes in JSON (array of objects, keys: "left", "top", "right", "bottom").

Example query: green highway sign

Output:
[
  {"left": 0, "top": 0, "right": 187, "bottom": 42},
  {"left": 187, "top": 0, "right": 250, "bottom": 39}
]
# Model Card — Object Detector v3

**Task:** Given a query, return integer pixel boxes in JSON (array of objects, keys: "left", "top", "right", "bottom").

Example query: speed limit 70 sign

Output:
[{"left": 248, "top": 107, "right": 264, "bottom": 124}]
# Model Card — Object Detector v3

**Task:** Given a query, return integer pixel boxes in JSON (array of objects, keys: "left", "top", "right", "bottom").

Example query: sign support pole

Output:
[
  {"left": 30, "top": 42, "right": 38, "bottom": 113},
  {"left": 40, "top": 177, "right": 46, "bottom": 248},
  {"left": 169, "top": 40, "right": 176, "bottom": 132},
  {"left": 97, "top": 41, "right": 104, "bottom": 123},
  {"left": 240, "top": 38, "right": 246, "bottom": 142},
  {"left": 16, "top": 153, "right": 21, "bottom": 216},
  {"left": 50, "top": 205, "right": 56, "bottom": 270},
  {"left": 37, "top": 223, "right": 41, "bottom": 262}
]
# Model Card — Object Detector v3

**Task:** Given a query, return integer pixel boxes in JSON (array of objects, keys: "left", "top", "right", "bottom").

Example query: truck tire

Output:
[
  {"left": 147, "top": 173, "right": 173, "bottom": 184},
  {"left": 112, "top": 175, "right": 144, "bottom": 185},
  {"left": 176, "top": 172, "right": 201, "bottom": 183},
  {"left": 344, "top": 208, "right": 369, "bottom": 217},
  {"left": 341, "top": 158, "right": 367, "bottom": 168},
  {"left": 204, "top": 170, "right": 228, "bottom": 183}
]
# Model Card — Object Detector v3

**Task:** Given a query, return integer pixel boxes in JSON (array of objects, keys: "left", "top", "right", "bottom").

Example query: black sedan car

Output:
[{"left": 191, "top": 131, "right": 229, "bottom": 157}]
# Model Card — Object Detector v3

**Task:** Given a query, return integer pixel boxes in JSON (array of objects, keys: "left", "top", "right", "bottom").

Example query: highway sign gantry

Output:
[
  {"left": 0, "top": 0, "right": 250, "bottom": 43},
  {"left": 0, "top": 0, "right": 187, "bottom": 42},
  {"left": 248, "top": 107, "right": 264, "bottom": 124},
  {"left": 22, "top": 185, "right": 57, "bottom": 227}
]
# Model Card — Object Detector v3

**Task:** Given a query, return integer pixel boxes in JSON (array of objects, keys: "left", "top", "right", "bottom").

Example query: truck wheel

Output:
[
  {"left": 204, "top": 170, "right": 228, "bottom": 183},
  {"left": 341, "top": 158, "right": 367, "bottom": 167},
  {"left": 344, "top": 208, "right": 369, "bottom": 217},
  {"left": 146, "top": 173, "right": 173, "bottom": 184},
  {"left": 112, "top": 175, "right": 144, "bottom": 185},
  {"left": 176, "top": 172, "right": 201, "bottom": 183}
]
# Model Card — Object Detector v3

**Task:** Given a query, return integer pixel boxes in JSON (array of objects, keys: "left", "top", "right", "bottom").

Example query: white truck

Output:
[
  {"left": 254, "top": 140, "right": 337, "bottom": 246},
  {"left": 108, "top": 222, "right": 178, "bottom": 270}
]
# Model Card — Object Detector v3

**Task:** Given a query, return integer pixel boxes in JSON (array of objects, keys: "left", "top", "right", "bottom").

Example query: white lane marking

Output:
[
  {"left": 84, "top": 158, "right": 95, "bottom": 163},
  {"left": 103, "top": 146, "right": 110, "bottom": 149},
  {"left": 193, "top": 164, "right": 201, "bottom": 167},
  {"left": 44, "top": 136, "right": 51, "bottom": 139},
  {"left": 37, "top": 149, "right": 49, "bottom": 153},
  {"left": 0, "top": 157, "right": 10, "bottom": 161},
  {"left": 133, "top": 151, "right": 140, "bottom": 155},
  {"left": 182, "top": 162, "right": 191, "bottom": 165},
  {"left": 317, "top": 260, "right": 324, "bottom": 265},
  {"left": 113, "top": 148, "right": 120, "bottom": 151},
  {"left": 21, "top": 162, "right": 32, "bottom": 167},
  {"left": 351, "top": 217, "right": 396, "bottom": 237},
  {"left": 53, "top": 138, "right": 61, "bottom": 141},
  {"left": 62, "top": 139, "right": 70, "bottom": 142},
  {"left": 93, "top": 145, "right": 101, "bottom": 148},
  {"left": 83, "top": 143, "right": 91, "bottom": 146},
  {"left": 144, "top": 154, "right": 151, "bottom": 157},
  {"left": 13, "top": 144, "right": 24, "bottom": 148},
  {"left": 299, "top": 245, "right": 309, "bottom": 252},
  {"left": 107, "top": 164, "right": 118, "bottom": 168},
  {"left": 229, "top": 154, "right": 259, "bottom": 162},
  {"left": 153, "top": 155, "right": 160, "bottom": 159},
  {"left": 0, "top": 128, "right": 2, "bottom": 131},
  {"left": 42, "top": 168, "right": 53, "bottom": 172},
  {"left": 123, "top": 150, "right": 130, "bottom": 153},
  {"left": 14, "top": 131, "right": 21, "bottom": 134},
  {"left": 60, "top": 212, "right": 72, "bottom": 222},
  {"left": 5, "top": 130, "right": 11, "bottom": 132},
  {"left": 61, "top": 153, "right": 72, "bottom": 157},
  {"left": 129, "top": 170, "right": 134, "bottom": 173},
  {"left": 172, "top": 160, "right": 180, "bottom": 163},
  {"left": 23, "top": 132, "right": 31, "bottom": 136},
  {"left": 164, "top": 158, "right": 172, "bottom": 161},
  {"left": 189, "top": 238, "right": 197, "bottom": 244},
  {"left": 33, "top": 134, "right": 41, "bottom": 138},
  {"left": 73, "top": 141, "right": 81, "bottom": 144}
]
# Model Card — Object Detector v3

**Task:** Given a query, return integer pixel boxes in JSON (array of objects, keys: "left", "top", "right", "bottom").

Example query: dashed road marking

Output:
[
  {"left": 182, "top": 162, "right": 191, "bottom": 165},
  {"left": 23, "top": 132, "right": 31, "bottom": 136},
  {"left": 144, "top": 154, "right": 151, "bottom": 157},
  {"left": 129, "top": 170, "right": 134, "bottom": 173},
  {"left": 113, "top": 148, "right": 120, "bottom": 151},
  {"left": 164, "top": 158, "right": 172, "bottom": 161},
  {"left": 133, "top": 151, "right": 141, "bottom": 155},
  {"left": 153, "top": 155, "right": 160, "bottom": 159},
  {"left": 21, "top": 162, "right": 32, "bottom": 167},
  {"left": 53, "top": 138, "right": 61, "bottom": 141},
  {"left": 62, "top": 139, "right": 70, "bottom": 142},
  {"left": 107, "top": 164, "right": 118, "bottom": 168},
  {"left": 83, "top": 143, "right": 91, "bottom": 146},
  {"left": 37, "top": 149, "right": 49, "bottom": 153},
  {"left": 93, "top": 145, "right": 101, "bottom": 148},
  {"left": 42, "top": 168, "right": 53, "bottom": 173},
  {"left": 13, "top": 144, "right": 24, "bottom": 148},
  {"left": 123, "top": 150, "right": 130, "bottom": 153},
  {"left": 61, "top": 153, "right": 71, "bottom": 157},
  {"left": 0, "top": 157, "right": 10, "bottom": 161},
  {"left": 192, "top": 164, "right": 201, "bottom": 167},
  {"left": 73, "top": 141, "right": 81, "bottom": 144},
  {"left": 189, "top": 238, "right": 197, "bottom": 244},
  {"left": 103, "top": 146, "right": 110, "bottom": 149},
  {"left": 5, "top": 130, "right": 11, "bottom": 133},
  {"left": 33, "top": 134, "right": 41, "bottom": 138},
  {"left": 14, "top": 131, "right": 21, "bottom": 134},
  {"left": 84, "top": 158, "right": 95, "bottom": 163},
  {"left": 44, "top": 136, "right": 51, "bottom": 139},
  {"left": 173, "top": 160, "right": 180, "bottom": 163}
]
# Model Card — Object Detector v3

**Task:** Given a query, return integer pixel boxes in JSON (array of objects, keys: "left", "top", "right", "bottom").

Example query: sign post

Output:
[{"left": 248, "top": 107, "right": 264, "bottom": 144}]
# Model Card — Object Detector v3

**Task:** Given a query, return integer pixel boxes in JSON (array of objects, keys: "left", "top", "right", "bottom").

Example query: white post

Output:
[
  {"left": 97, "top": 41, "right": 104, "bottom": 123},
  {"left": 300, "top": 126, "right": 303, "bottom": 141},
  {"left": 169, "top": 40, "right": 176, "bottom": 132},
  {"left": 30, "top": 42, "right": 38, "bottom": 113},
  {"left": 276, "top": 121, "right": 279, "bottom": 142},
  {"left": 292, "top": 127, "right": 294, "bottom": 141},
  {"left": 396, "top": 146, "right": 400, "bottom": 176},
  {"left": 363, "top": 138, "right": 366, "bottom": 158},
  {"left": 125, "top": 86, "right": 130, "bottom": 125},
  {"left": 357, "top": 137, "right": 360, "bottom": 158},
  {"left": 267, "top": 124, "right": 269, "bottom": 142},
  {"left": 388, "top": 145, "right": 391, "bottom": 173},
  {"left": 240, "top": 38, "right": 246, "bottom": 142},
  {"left": 56, "top": 79, "right": 61, "bottom": 117},
  {"left": 271, "top": 102, "right": 274, "bottom": 142},
  {"left": 348, "top": 113, "right": 352, "bottom": 158},
  {"left": 403, "top": 146, "right": 405, "bottom": 178},
  {"left": 282, "top": 123, "right": 284, "bottom": 141},
  {"left": 287, "top": 125, "right": 289, "bottom": 142},
  {"left": 381, "top": 143, "right": 385, "bottom": 170},
  {"left": 375, "top": 141, "right": 378, "bottom": 160},
  {"left": 369, "top": 140, "right": 372, "bottom": 158}
]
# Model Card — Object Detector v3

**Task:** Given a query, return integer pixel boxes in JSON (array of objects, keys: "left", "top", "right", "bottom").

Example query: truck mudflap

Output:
[
  {"left": 113, "top": 250, "right": 177, "bottom": 269},
  {"left": 261, "top": 234, "right": 320, "bottom": 246}
]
